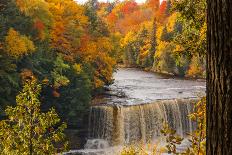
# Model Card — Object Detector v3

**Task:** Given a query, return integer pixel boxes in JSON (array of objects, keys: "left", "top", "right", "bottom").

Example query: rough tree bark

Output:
[{"left": 207, "top": 0, "right": 232, "bottom": 154}]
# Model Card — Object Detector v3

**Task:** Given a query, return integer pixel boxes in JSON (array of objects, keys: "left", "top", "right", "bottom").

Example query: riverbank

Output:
[
  {"left": 65, "top": 68, "right": 206, "bottom": 153},
  {"left": 117, "top": 64, "right": 206, "bottom": 80}
]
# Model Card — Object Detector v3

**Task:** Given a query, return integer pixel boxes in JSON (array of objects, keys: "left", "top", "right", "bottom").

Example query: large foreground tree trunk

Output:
[{"left": 207, "top": 0, "right": 232, "bottom": 154}]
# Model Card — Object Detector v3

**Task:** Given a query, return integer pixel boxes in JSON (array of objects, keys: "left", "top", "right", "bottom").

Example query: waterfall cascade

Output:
[{"left": 88, "top": 98, "right": 197, "bottom": 146}]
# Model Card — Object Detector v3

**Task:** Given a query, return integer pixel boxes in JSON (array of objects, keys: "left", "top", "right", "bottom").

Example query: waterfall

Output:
[{"left": 88, "top": 98, "right": 197, "bottom": 146}]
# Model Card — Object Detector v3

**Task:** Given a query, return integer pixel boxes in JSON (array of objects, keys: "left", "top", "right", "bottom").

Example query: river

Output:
[
  {"left": 65, "top": 68, "right": 206, "bottom": 155},
  {"left": 93, "top": 68, "right": 205, "bottom": 105}
]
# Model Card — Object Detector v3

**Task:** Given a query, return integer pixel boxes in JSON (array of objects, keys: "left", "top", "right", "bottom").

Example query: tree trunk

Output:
[{"left": 207, "top": 0, "right": 232, "bottom": 154}]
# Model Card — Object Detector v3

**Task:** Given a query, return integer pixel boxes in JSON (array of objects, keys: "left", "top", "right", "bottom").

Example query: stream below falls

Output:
[{"left": 66, "top": 68, "right": 206, "bottom": 155}]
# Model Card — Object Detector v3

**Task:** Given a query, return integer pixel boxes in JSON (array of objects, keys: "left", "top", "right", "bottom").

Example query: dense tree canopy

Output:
[{"left": 0, "top": 0, "right": 116, "bottom": 127}]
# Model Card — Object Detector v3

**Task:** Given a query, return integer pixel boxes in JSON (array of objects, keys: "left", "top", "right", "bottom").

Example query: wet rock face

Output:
[
  {"left": 88, "top": 98, "right": 197, "bottom": 145},
  {"left": 87, "top": 68, "right": 205, "bottom": 145},
  {"left": 84, "top": 139, "right": 109, "bottom": 149},
  {"left": 65, "top": 68, "right": 205, "bottom": 154}
]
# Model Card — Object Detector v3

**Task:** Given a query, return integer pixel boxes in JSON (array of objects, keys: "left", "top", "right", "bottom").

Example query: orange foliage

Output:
[
  {"left": 120, "top": 1, "right": 138, "bottom": 15},
  {"left": 146, "top": 0, "right": 160, "bottom": 11},
  {"left": 80, "top": 37, "right": 116, "bottom": 88},
  {"left": 20, "top": 69, "right": 34, "bottom": 82},
  {"left": 48, "top": 0, "right": 88, "bottom": 60},
  {"left": 52, "top": 90, "right": 60, "bottom": 98},
  {"left": 107, "top": 13, "right": 117, "bottom": 25},
  {"left": 116, "top": 9, "right": 152, "bottom": 34}
]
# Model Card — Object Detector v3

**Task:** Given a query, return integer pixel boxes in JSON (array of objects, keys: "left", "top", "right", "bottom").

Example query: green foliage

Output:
[
  {"left": 121, "top": 23, "right": 154, "bottom": 68},
  {"left": 154, "top": 42, "right": 177, "bottom": 74},
  {"left": 51, "top": 55, "right": 70, "bottom": 89},
  {"left": 0, "top": 79, "right": 67, "bottom": 154},
  {"left": 172, "top": 0, "right": 206, "bottom": 55},
  {"left": 85, "top": 0, "right": 110, "bottom": 37},
  {"left": 56, "top": 64, "right": 92, "bottom": 126},
  {"left": 0, "top": 0, "right": 35, "bottom": 40},
  {"left": 117, "top": 0, "right": 206, "bottom": 77},
  {"left": 110, "top": 33, "right": 123, "bottom": 63},
  {"left": 0, "top": 52, "right": 19, "bottom": 114}
]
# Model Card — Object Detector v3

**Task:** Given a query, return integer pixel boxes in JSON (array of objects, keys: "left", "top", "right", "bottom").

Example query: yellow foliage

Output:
[
  {"left": 174, "top": 44, "right": 185, "bottom": 54},
  {"left": 120, "top": 143, "right": 165, "bottom": 155},
  {"left": 120, "top": 31, "right": 136, "bottom": 47},
  {"left": 80, "top": 38, "right": 116, "bottom": 88},
  {"left": 73, "top": 63, "right": 82, "bottom": 74},
  {"left": 16, "top": 0, "right": 51, "bottom": 17},
  {"left": 96, "top": 37, "right": 113, "bottom": 53},
  {"left": 155, "top": 41, "right": 169, "bottom": 58},
  {"left": 48, "top": 0, "right": 88, "bottom": 54},
  {"left": 16, "top": 0, "right": 52, "bottom": 36},
  {"left": 5, "top": 28, "right": 35, "bottom": 58},
  {"left": 156, "top": 25, "right": 164, "bottom": 44},
  {"left": 166, "top": 13, "right": 179, "bottom": 32},
  {"left": 187, "top": 56, "right": 205, "bottom": 77},
  {"left": 120, "top": 146, "right": 137, "bottom": 155}
]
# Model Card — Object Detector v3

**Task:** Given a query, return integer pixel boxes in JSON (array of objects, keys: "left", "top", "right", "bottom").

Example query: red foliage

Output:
[
  {"left": 121, "top": 1, "right": 138, "bottom": 15},
  {"left": 34, "top": 20, "right": 45, "bottom": 31},
  {"left": 159, "top": 0, "right": 167, "bottom": 15}
]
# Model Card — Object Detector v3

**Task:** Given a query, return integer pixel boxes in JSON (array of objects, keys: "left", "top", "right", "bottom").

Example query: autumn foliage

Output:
[
  {"left": 0, "top": 0, "right": 116, "bottom": 131},
  {"left": 100, "top": 0, "right": 205, "bottom": 77}
]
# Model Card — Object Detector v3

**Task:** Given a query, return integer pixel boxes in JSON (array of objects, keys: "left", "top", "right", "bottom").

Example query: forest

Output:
[{"left": 0, "top": 0, "right": 231, "bottom": 154}]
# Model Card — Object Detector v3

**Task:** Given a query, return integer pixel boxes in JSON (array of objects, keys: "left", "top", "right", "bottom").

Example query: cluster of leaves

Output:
[
  {"left": 171, "top": 0, "right": 206, "bottom": 55},
  {"left": 0, "top": 0, "right": 116, "bottom": 129},
  {"left": 0, "top": 78, "right": 68, "bottom": 154},
  {"left": 161, "top": 97, "right": 206, "bottom": 155},
  {"left": 160, "top": 123, "right": 184, "bottom": 154}
]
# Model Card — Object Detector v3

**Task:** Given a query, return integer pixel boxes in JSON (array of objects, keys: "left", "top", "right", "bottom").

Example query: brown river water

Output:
[{"left": 65, "top": 68, "right": 206, "bottom": 155}]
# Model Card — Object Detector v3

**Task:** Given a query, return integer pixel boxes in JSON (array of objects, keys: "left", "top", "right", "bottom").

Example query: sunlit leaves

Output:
[
  {"left": 81, "top": 37, "right": 116, "bottom": 88},
  {"left": 49, "top": 0, "right": 88, "bottom": 56},
  {"left": 5, "top": 28, "right": 35, "bottom": 58},
  {"left": 166, "top": 13, "right": 179, "bottom": 32},
  {"left": 161, "top": 123, "right": 184, "bottom": 154},
  {"left": 0, "top": 79, "right": 67, "bottom": 154}
]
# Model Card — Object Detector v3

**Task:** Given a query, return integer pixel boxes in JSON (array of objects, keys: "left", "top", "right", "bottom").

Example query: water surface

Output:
[
  {"left": 97, "top": 68, "right": 206, "bottom": 105},
  {"left": 65, "top": 68, "right": 206, "bottom": 155}
]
